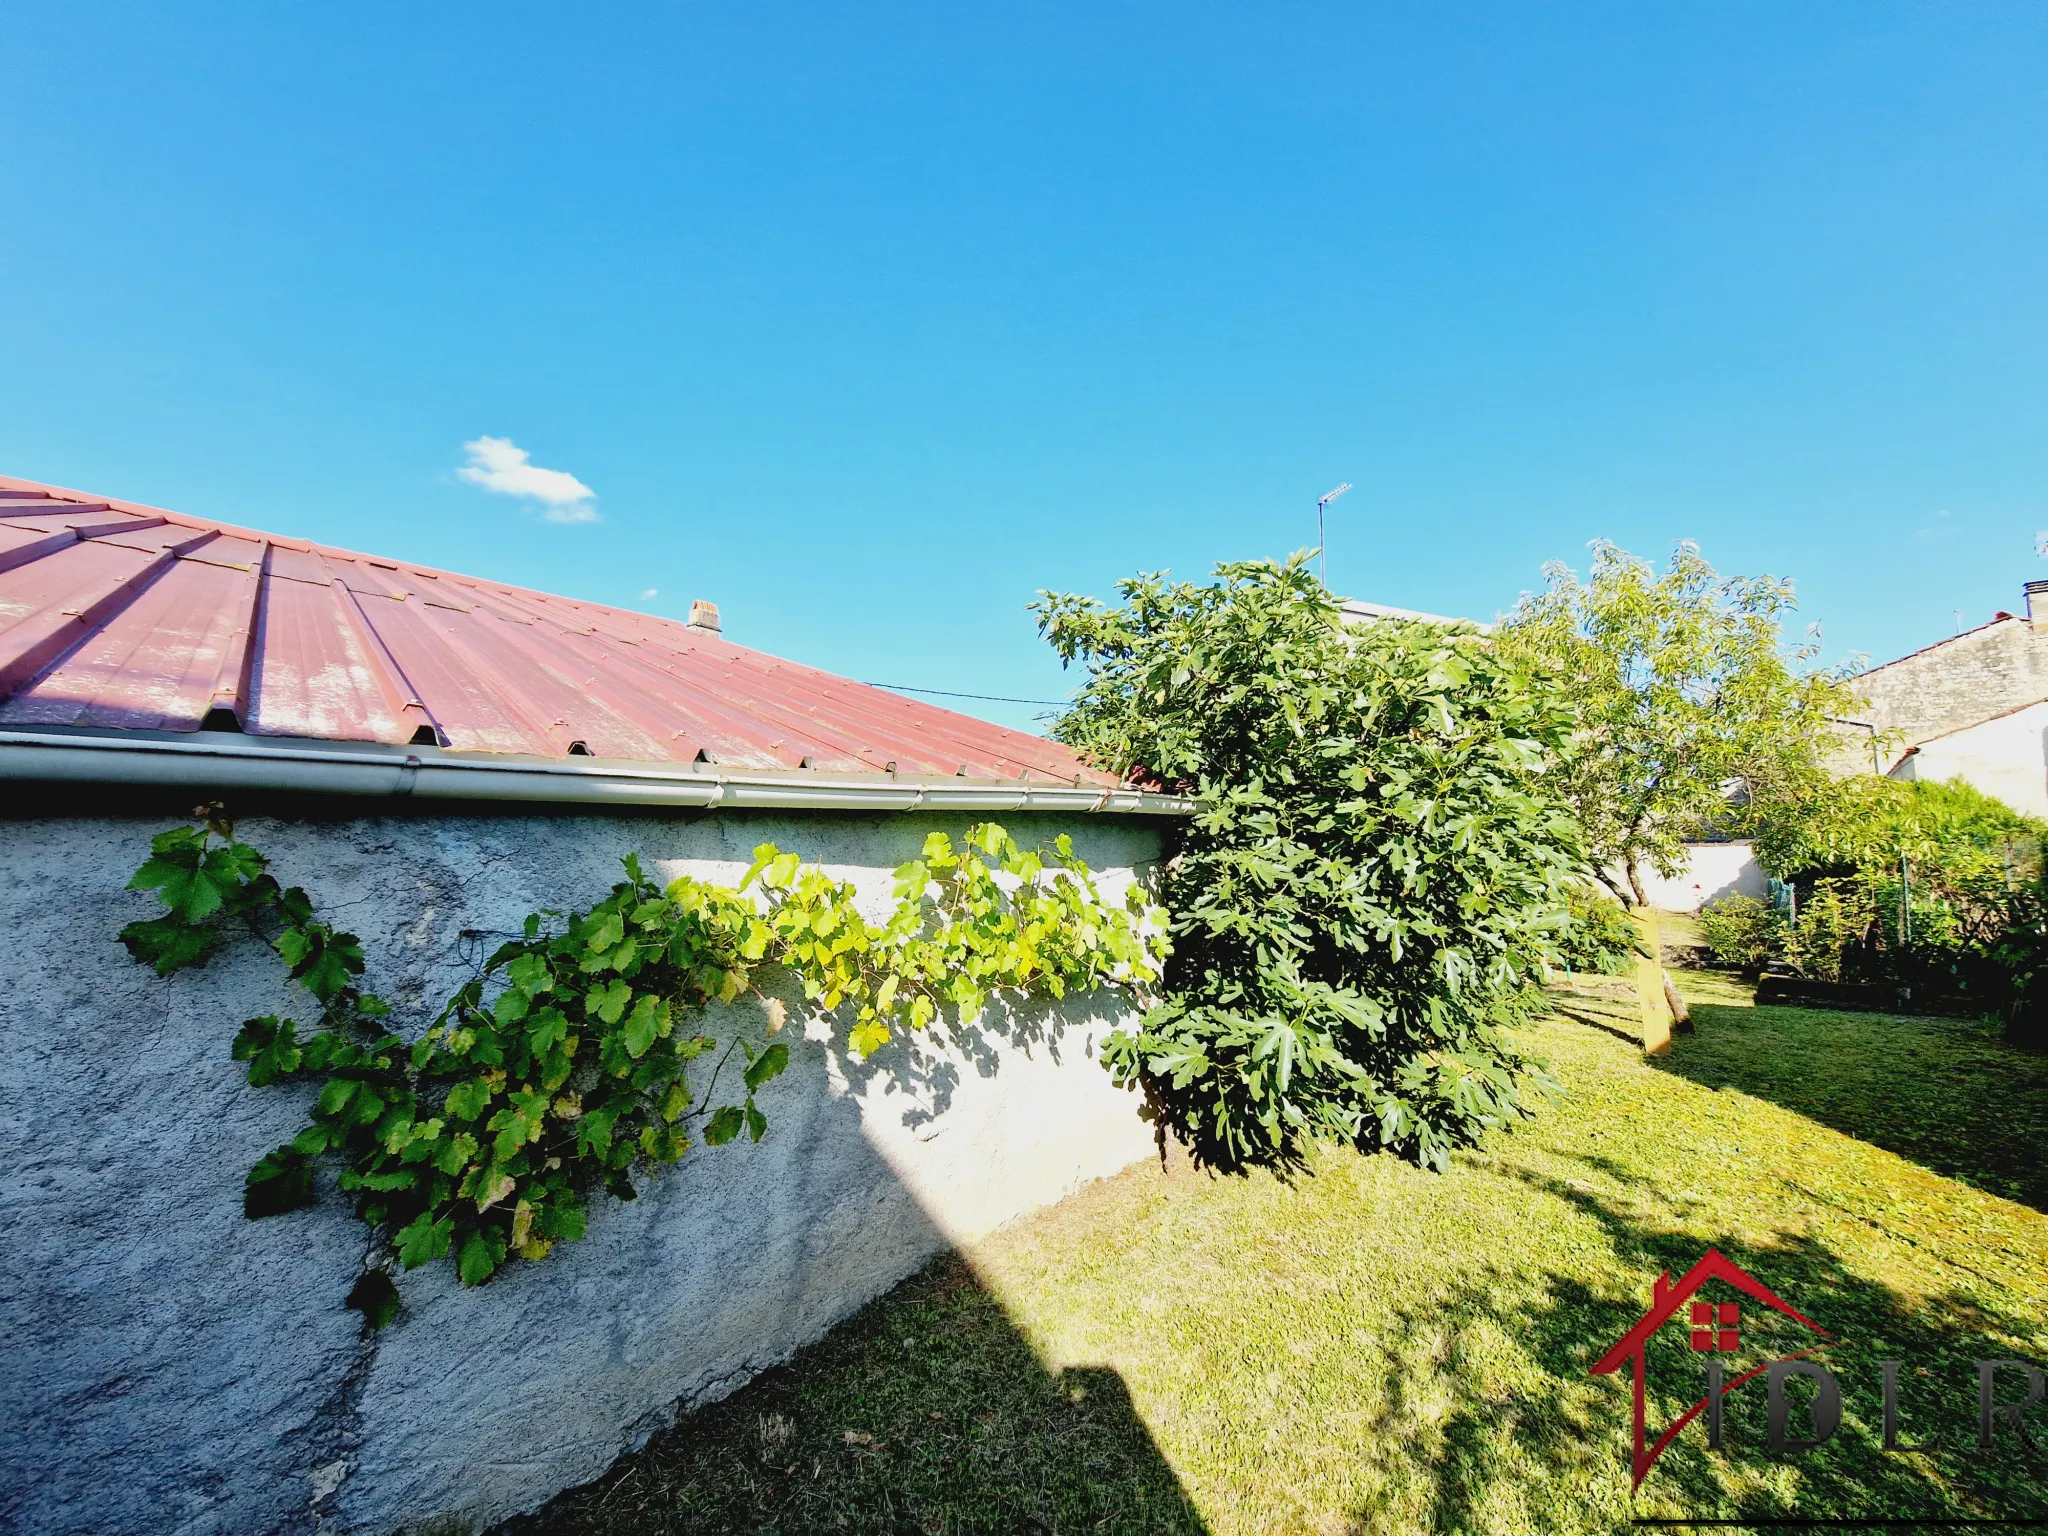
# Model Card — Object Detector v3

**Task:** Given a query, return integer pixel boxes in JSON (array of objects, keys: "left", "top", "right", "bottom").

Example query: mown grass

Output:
[
  {"left": 1656, "top": 983, "right": 2048, "bottom": 1212},
  {"left": 521, "top": 974, "right": 2048, "bottom": 1535}
]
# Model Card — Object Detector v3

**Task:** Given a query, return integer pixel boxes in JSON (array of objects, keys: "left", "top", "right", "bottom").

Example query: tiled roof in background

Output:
[{"left": 0, "top": 474, "right": 1114, "bottom": 786}]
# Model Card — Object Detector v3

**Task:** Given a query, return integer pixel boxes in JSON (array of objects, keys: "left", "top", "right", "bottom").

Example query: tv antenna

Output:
[{"left": 1316, "top": 483, "right": 1353, "bottom": 583}]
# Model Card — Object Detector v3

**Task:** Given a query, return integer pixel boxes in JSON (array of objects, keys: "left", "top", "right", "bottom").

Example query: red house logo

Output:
[{"left": 1589, "top": 1248, "right": 1832, "bottom": 1488}]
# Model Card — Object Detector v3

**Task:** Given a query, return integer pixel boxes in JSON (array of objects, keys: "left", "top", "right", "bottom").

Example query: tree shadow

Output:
[
  {"left": 1549, "top": 998, "right": 1647, "bottom": 1049},
  {"left": 1652, "top": 1002, "right": 2048, "bottom": 1214},
  {"left": 1349, "top": 1156, "right": 2048, "bottom": 1533},
  {"left": 830, "top": 990, "right": 1079, "bottom": 1132},
  {"left": 503, "top": 1251, "right": 1207, "bottom": 1536}
]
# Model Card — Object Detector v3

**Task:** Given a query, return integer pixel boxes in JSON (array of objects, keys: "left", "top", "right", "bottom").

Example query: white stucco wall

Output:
[
  {"left": 1889, "top": 700, "right": 2048, "bottom": 819},
  {"left": 1633, "top": 841, "right": 1767, "bottom": 913},
  {"left": 0, "top": 808, "right": 1165, "bottom": 1536}
]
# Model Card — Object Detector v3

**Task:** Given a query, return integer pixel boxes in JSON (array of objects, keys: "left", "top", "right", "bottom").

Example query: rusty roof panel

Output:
[
  {"left": 0, "top": 554, "right": 253, "bottom": 731},
  {"left": 264, "top": 544, "right": 335, "bottom": 587},
  {"left": 331, "top": 557, "right": 415, "bottom": 602},
  {"left": 0, "top": 524, "right": 80, "bottom": 577},
  {"left": 0, "top": 538, "right": 175, "bottom": 699},
  {"left": 0, "top": 508, "right": 160, "bottom": 541},
  {"left": 250, "top": 575, "right": 407, "bottom": 743},
  {"left": 181, "top": 532, "right": 269, "bottom": 572},
  {"left": 0, "top": 474, "right": 1118, "bottom": 787},
  {"left": 347, "top": 587, "right": 565, "bottom": 755}
]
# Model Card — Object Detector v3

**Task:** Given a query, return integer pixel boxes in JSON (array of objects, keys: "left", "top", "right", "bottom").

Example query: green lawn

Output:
[{"left": 522, "top": 975, "right": 2048, "bottom": 1535}]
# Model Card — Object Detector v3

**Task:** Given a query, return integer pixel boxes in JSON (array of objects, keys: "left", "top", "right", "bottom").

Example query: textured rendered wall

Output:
[
  {"left": 1856, "top": 617, "right": 2048, "bottom": 746},
  {"left": 0, "top": 809, "right": 1163, "bottom": 1536}
]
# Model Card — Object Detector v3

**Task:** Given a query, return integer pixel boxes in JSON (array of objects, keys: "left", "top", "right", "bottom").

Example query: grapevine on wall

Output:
[{"left": 120, "top": 808, "right": 1165, "bottom": 1325}]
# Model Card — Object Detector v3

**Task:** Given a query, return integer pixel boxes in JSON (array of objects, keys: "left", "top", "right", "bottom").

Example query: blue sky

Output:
[{"left": 4, "top": 3, "right": 2044, "bottom": 732}]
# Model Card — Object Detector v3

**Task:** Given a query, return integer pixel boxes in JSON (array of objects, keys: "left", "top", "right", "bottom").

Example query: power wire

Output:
[{"left": 866, "top": 682, "right": 1067, "bottom": 707}]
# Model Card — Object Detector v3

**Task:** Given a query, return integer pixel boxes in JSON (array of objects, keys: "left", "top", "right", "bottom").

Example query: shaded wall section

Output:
[{"left": 0, "top": 809, "right": 1162, "bottom": 1536}]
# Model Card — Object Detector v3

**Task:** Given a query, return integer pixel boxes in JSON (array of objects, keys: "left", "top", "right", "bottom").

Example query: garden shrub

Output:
[
  {"left": 1779, "top": 877, "right": 1876, "bottom": 984},
  {"left": 1033, "top": 555, "right": 1586, "bottom": 1169},
  {"left": 1556, "top": 886, "right": 1639, "bottom": 976},
  {"left": 1697, "top": 895, "right": 1783, "bottom": 974},
  {"left": 1737, "top": 776, "right": 2048, "bottom": 1028}
]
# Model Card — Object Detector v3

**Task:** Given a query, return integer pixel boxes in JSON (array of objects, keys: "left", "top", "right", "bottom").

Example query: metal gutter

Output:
[{"left": 0, "top": 728, "right": 1193, "bottom": 816}]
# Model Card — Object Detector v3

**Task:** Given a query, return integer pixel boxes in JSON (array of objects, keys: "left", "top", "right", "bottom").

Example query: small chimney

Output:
[
  {"left": 2027, "top": 581, "right": 2048, "bottom": 629},
  {"left": 687, "top": 599, "right": 721, "bottom": 634}
]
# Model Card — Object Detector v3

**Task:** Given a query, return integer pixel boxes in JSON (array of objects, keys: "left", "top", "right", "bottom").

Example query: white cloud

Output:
[
  {"left": 458, "top": 436, "right": 597, "bottom": 523},
  {"left": 641, "top": 587, "right": 659, "bottom": 599}
]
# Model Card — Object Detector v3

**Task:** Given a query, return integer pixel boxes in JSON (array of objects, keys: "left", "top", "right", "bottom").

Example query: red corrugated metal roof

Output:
[{"left": 0, "top": 474, "right": 1115, "bottom": 786}]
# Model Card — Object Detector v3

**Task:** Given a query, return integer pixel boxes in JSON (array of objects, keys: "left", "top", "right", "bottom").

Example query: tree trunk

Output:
[
  {"left": 1630, "top": 859, "right": 1695, "bottom": 1033},
  {"left": 1663, "top": 969, "right": 1694, "bottom": 1034}
]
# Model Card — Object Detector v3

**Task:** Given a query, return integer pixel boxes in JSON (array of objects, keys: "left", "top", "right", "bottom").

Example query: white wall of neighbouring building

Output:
[
  {"left": 0, "top": 808, "right": 1164, "bottom": 1536},
  {"left": 1889, "top": 700, "right": 2048, "bottom": 820},
  {"left": 1630, "top": 841, "right": 1768, "bottom": 913}
]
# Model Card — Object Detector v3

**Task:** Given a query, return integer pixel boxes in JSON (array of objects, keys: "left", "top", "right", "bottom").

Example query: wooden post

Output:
[{"left": 1633, "top": 906, "right": 1673, "bottom": 1057}]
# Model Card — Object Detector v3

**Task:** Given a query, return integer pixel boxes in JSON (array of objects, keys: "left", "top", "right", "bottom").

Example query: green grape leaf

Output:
[
  {"left": 621, "top": 994, "right": 668, "bottom": 1059},
  {"left": 232, "top": 1016, "right": 303, "bottom": 1086},
  {"left": 396, "top": 1212, "right": 454, "bottom": 1270},
  {"left": 119, "top": 916, "right": 213, "bottom": 976},
  {"left": 743, "top": 1041, "right": 789, "bottom": 1092},
  {"left": 443, "top": 1079, "right": 493, "bottom": 1121},
  {"left": 457, "top": 1230, "right": 499, "bottom": 1286},
  {"left": 526, "top": 1006, "right": 568, "bottom": 1055},
  {"left": 586, "top": 978, "right": 631, "bottom": 1024}
]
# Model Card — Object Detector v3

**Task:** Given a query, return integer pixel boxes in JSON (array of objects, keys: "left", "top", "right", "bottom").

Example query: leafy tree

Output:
[
  {"left": 1495, "top": 540, "right": 1855, "bottom": 909},
  {"left": 1720, "top": 775, "right": 2048, "bottom": 1019},
  {"left": 1033, "top": 555, "right": 1587, "bottom": 1169},
  {"left": 1753, "top": 773, "right": 2043, "bottom": 884}
]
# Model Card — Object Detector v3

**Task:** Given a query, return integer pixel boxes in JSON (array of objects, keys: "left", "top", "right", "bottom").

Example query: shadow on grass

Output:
[
  {"left": 1653, "top": 1002, "right": 2048, "bottom": 1214},
  {"left": 1353, "top": 1156, "right": 2048, "bottom": 1534},
  {"left": 1550, "top": 999, "right": 1647, "bottom": 1048},
  {"left": 506, "top": 1252, "right": 1206, "bottom": 1536}
]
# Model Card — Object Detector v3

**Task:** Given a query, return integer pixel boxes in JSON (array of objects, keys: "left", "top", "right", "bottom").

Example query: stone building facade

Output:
[{"left": 1850, "top": 580, "right": 2048, "bottom": 817}]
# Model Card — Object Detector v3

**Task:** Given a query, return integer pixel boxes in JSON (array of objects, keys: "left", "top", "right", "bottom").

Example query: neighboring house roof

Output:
[
  {"left": 1850, "top": 596, "right": 2048, "bottom": 758},
  {"left": 1896, "top": 691, "right": 2048, "bottom": 749},
  {"left": 1856, "top": 611, "right": 2020, "bottom": 682},
  {"left": 1338, "top": 597, "right": 1492, "bottom": 633},
  {"left": 0, "top": 474, "right": 1182, "bottom": 814}
]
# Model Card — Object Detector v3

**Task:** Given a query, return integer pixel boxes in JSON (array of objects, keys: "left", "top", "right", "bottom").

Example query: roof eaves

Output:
[
  {"left": 1895, "top": 692, "right": 2048, "bottom": 748},
  {"left": 0, "top": 725, "right": 1195, "bottom": 816}
]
